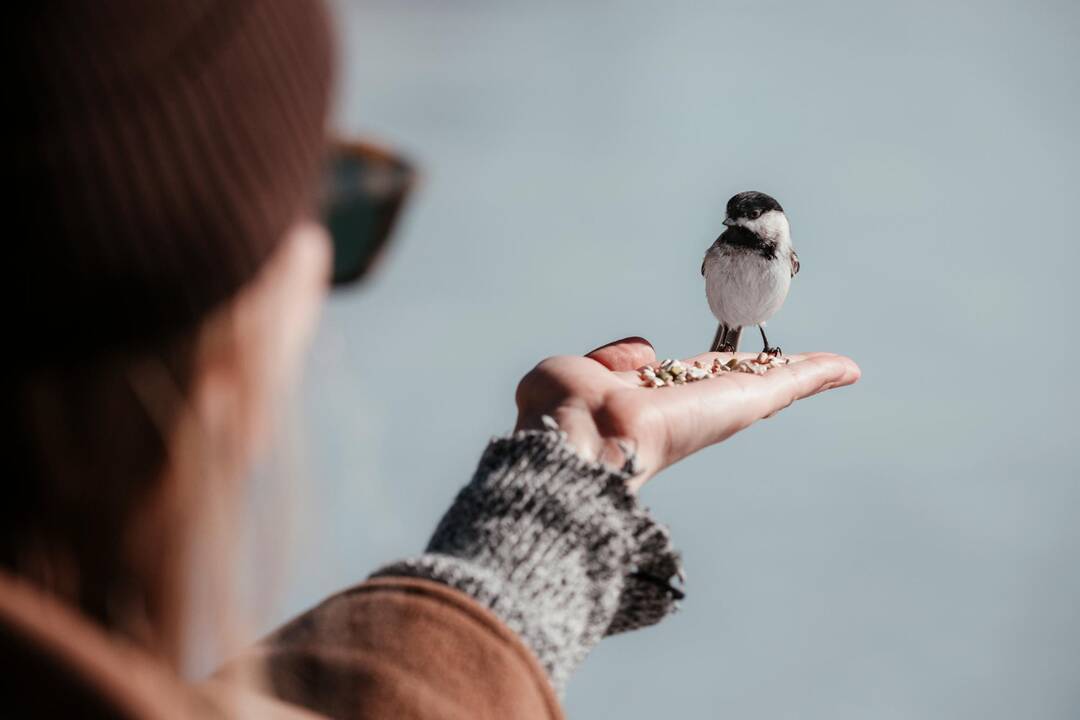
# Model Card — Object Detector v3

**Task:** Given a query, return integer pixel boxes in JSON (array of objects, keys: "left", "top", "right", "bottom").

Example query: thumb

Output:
[{"left": 586, "top": 336, "right": 656, "bottom": 371}]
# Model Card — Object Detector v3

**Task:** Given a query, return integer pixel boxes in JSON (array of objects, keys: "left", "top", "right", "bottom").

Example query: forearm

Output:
[{"left": 373, "top": 417, "right": 685, "bottom": 693}]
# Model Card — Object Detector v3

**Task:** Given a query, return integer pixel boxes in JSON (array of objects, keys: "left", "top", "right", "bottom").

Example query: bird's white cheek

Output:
[{"left": 738, "top": 210, "right": 790, "bottom": 244}]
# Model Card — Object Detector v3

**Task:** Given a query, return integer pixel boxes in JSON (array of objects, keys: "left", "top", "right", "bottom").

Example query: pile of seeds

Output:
[{"left": 638, "top": 353, "right": 789, "bottom": 388}]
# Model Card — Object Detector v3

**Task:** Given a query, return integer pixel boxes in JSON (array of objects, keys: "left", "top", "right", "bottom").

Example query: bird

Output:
[{"left": 701, "top": 191, "right": 800, "bottom": 355}]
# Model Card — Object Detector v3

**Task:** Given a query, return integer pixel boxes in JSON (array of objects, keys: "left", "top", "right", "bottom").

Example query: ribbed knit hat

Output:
[{"left": 12, "top": 0, "right": 334, "bottom": 367}]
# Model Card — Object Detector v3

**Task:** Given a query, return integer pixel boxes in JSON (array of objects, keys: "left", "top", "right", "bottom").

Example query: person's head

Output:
[{"left": 7, "top": 0, "right": 340, "bottom": 665}]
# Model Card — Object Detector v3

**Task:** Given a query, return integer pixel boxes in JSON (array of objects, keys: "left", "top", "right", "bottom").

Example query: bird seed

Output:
[{"left": 637, "top": 353, "right": 789, "bottom": 388}]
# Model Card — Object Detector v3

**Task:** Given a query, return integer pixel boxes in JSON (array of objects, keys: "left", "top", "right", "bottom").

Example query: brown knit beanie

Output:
[{"left": 12, "top": 0, "right": 335, "bottom": 368}]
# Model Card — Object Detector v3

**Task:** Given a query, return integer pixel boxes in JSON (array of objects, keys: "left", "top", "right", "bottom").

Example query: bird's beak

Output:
[{"left": 722, "top": 217, "right": 735, "bottom": 226}]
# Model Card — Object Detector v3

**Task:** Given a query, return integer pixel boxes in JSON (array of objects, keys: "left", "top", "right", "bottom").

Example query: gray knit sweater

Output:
[{"left": 373, "top": 417, "right": 684, "bottom": 694}]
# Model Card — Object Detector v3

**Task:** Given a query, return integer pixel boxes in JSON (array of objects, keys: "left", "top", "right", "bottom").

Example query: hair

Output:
[
  {"left": 6, "top": 330, "right": 201, "bottom": 660},
  {"left": 5, "top": 0, "right": 334, "bottom": 668}
]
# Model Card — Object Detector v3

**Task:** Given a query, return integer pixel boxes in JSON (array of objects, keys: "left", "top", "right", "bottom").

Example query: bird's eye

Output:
[{"left": 749, "top": 209, "right": 762, "bottom": 219}]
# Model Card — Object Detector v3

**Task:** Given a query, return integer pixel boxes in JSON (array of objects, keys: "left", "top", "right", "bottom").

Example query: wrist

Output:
[{"left": 516, "top": 408, "right": 642, "bottom": 490}]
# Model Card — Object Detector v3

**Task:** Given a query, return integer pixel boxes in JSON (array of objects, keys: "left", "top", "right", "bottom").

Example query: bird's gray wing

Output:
[
  {"left": 702, "top": 236, "right": 723, "bottom": 276},
  {"left": 790, "top": 248, "right": 800, "bottom": 277}
]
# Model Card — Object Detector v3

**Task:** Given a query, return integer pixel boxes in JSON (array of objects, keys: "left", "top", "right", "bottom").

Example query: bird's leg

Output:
[
  {"left": 722, "top": 325, "right": 742, "bottom": 352},
  {"left": 711, "top": 323, "right": 738, "bottom": 353},
  {"left": 718, "top": 325, "right": 739, "bottom": 353},
  {"left": 710, "top": 324, "right": 726, "bottom": 353},
  {"left": 758, "top": 325, "right": 781, "bottom": 356}
]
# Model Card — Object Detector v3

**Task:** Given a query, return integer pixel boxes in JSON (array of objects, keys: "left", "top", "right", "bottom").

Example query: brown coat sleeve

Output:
[{"left": 223, "top": 577, "right": 564, "bottom": 720}]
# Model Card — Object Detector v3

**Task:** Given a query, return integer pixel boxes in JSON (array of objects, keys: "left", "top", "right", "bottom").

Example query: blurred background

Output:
[{"left": 259, "top": 1, "right": 1079, "bottom": 717}]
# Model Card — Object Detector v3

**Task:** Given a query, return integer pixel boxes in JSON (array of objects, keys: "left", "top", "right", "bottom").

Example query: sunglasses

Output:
[{"left": 320, "top": 138, "right": 415, "bottom": 287}]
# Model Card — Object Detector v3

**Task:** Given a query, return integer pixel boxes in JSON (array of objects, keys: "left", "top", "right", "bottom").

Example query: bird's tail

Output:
[{"left": 710, "top": 323, "right": 741, "bottom": 352}]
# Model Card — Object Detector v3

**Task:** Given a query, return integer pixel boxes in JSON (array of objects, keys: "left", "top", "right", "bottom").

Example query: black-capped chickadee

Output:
[{"left": 701, "top": 191, "right": 800, "bottom": 354}]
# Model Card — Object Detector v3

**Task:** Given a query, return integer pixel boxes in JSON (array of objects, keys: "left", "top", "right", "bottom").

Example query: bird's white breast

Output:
[
  {"left": 703, "top": 247, "right": 791, "bottom": 327},
  {"left": 702, "top": 211, "right": 794, "bottom": 328}
]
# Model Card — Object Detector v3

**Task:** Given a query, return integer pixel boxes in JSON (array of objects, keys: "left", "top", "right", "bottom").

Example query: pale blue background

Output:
[{"left": 266, "top": 1, "right": 1079, "bottom": 717}]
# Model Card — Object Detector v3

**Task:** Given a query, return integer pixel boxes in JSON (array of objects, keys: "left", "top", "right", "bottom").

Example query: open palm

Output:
[{"left": 515, "top": 337, "right": 860, "bottom": 491}]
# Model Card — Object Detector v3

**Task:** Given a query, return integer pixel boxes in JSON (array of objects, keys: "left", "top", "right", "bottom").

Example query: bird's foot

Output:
[
  {"left": 717, "top": 343, "right": 736, "bottom": 353},
  {"left": 764, "top": 346, "right": 782, "bottom": 357}
]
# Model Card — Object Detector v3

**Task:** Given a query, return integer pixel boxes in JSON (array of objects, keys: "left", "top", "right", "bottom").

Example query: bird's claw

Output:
[
  {"left": 717, "top": 343, "right": 736, "bottom": 353},
  {"left": 764, "top": 346, "right": 782, "bottom": 357}
]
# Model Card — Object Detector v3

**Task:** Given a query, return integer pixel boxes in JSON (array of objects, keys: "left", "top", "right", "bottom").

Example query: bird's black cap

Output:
[{"left": 726, "top": 191, "right": 784, "bottom": 219}]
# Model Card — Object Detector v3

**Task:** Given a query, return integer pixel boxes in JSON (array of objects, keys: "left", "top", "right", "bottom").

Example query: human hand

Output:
[{"left": 514, "top": 337, "right": 860, "bottom": 492}]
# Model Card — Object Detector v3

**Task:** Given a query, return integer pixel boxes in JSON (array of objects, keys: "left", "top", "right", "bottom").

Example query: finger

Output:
[
  {"left": 586, "top": 336, "right": 657, "bottom": 372},
  {"left": 650, "top": 353, "right": 860, "bottom": 463}
]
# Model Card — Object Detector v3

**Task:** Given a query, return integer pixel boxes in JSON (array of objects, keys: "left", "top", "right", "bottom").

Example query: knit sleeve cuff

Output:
[{"left": 371, "top": 418, "right": 685, "bottom": 693}]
